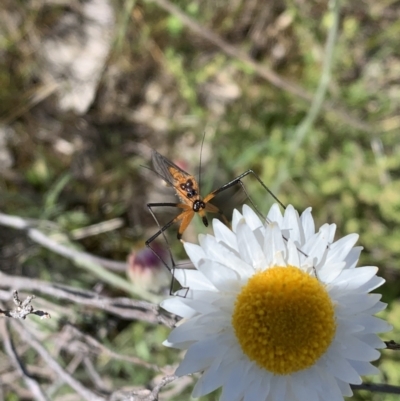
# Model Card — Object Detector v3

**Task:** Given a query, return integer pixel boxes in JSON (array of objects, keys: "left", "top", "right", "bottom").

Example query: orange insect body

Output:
[
  {"left": 148, "top": 150, "right": 225, "bottom": 241},
  {"left": 144, "top": 149, "right": 321, "bottom": 292},
  {"left": 145, "top": 149, "right": 285, "bottom": 281}
]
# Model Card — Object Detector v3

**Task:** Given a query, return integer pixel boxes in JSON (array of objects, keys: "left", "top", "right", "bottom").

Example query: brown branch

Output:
[
  {"left": 144, "top": 375, "right": 178, "bottom": 401},
  {"left": 0, "top": 319, "right": 50, "bottom": 401},
  {"left": 0, "top": 212, "right": 159, "bottom": 302},
  {"left": 64, "top": 324, "right": 163, "bottom": 371},
  {"left": 10, "top": 319, "right": 106, "bottom": 401},
  {"left": 148, "top": 0, "right": 375, "bottom": 134},
  {"left": 110, "top": 375, "right": 179, "bottom": 401},
  {"left": 0, "top": 273, "right": 177, "bottom": 327},
  {"left": 352, "top": 383, "right": 400, "bottom": 395},
  {"left": 0, "top": 291, "right": 51, "bottom": 320},
  {"left": 385, "top": 340, "right": 400, "bottom": 350},
  {"left": 0, "top": 213, "right": 125, "bottom": 271},
  {"left": 82, "top": 357, "right": 111, "bottom": 394}
]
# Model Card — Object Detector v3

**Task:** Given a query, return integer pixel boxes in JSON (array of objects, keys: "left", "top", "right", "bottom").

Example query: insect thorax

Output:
[
  {"left": 179, "top": 178, "right": 198, "bottom": 199},
  {"left": 193, "top": 199, "right": 206, "bottom": 212}
]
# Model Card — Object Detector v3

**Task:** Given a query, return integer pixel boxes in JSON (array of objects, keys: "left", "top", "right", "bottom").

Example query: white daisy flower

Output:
[{"left": 161, "top": 204, "right": 391, "bottom": 401}]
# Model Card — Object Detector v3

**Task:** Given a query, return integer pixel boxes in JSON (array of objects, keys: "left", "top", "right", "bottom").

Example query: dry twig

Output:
[
  {"left": 0, "top": 272, "right": 176, "bottom": 326},
  {"left": 385, "top": 340, "right": 400, "bottom": 350},
  {"left": 0, "top": 211, "right": 160, "bottom": 303},
  {"left": 10, "top": 319, "right": 106, "bottom": 401},
  {"left": 0, "top": 319, "right": 50, "bottom": 401},
  {"left": 0, "top": 290, "right": 50, "bottom": 320},
  {"left": 64, "top": 324, "right": 163, "bottom": 371}
]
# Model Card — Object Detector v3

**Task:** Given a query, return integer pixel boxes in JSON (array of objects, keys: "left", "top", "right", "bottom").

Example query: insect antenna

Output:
[{"left": 197, "top": 131, "right": 207, "bottom": 197}]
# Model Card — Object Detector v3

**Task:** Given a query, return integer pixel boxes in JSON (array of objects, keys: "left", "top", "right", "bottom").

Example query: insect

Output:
[{"left": 145, "top": 149, "right": 286, "bottom": 277}]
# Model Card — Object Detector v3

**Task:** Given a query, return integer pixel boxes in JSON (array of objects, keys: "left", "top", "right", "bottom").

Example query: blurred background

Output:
[{"left": 1, "top": 0, "right": 399, "bottom": 399}]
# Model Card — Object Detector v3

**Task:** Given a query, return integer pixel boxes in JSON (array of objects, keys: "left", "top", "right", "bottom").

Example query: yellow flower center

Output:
[{"left": 232, "top": 266, "right": 336, "bottom": 375}]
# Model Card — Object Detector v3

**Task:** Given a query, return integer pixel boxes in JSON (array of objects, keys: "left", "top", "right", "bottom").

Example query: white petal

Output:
[
  {"left": 211, "top": 293, "right": 237, "bottom": 313},
  {"left": 195, "top": 311, "right": 231, "bottom": 331},
  {"left": 334, "top": 317, "right": 364, "bottom": 335},
  {"left": 357, "top": 275, "right": 385, "bottom": 293},
  {"left": 191, "top": 360, "right": 225, "bottom": 396},
  {"left": 268, "top": 375, "right": 287, "bottom": 401},
  {"left": 242, "top": 204, "right": 264, "bottom": 230},
  {"left": 286, "top": 239, "right": 301, "bottom": 267},
  {"left": 197, "top": 259, "right": 241, "bottom": 293},
  {"left": 231, "top": 209, "right": 243, "bottom": 232},
  {"left": 282, "top": 205, "right": 302, "bottom": 244},
  {"left": 263, "top": 222, "right": 286, "bottom": 265},
  {"left": 289, "top": 371, "right": 319, "bottom": 401},
  {"left": 173, "top": 268, "right": 216, "bottom": 291},
  {"left": 181, "top": 297, "right": 222, "bottom": 315},
  {"left": 356, "top": 332, "right": 389, "bottom": 348},
  {"left": 236, "top": 219, "right": 266, "bottom": 269},
  {"left": 337, "top": 334, "right": 381, "bottom": 361},
  {"left": 348, "top": 359, "right": 380, "bottom": 375},
  {"left": 162, "top": 338, "right": 193, "bottom": 349},
  {"left": 274, "top": 250, "right": 288, "bottom": 266},
  {"left": 322, "top": 350, "right": 362, "bottom": 384},
  {"left": 316, "top": 368, "right": 345, "bottom": 401},
  {"left": 176, "top": 334, "right": 228, "bottom": 376},
  {"left": 327, "top": 223, "right": 337, "bottom": 243},
  {"left": 213, "top": 218, "right": 238, "bottom": 250},
  {"left": 266, "top": 203, "right": 284, "bottom": 225},
  {"left": 330, "top": 267, "right": 385, "bottom": 294},
  {"left": 335, "top": 293, "right": 382, "bottom": 314},
  {"left": 199, "top": 234, "right": 250, "bottom": 277},
  {"left": 364, "top": 300, "right": 387, "bottom": 315},
  {"left": 338, "top": 314, "right": 390, "bottom": 335},
  {"left": 243, "top": 369, "right": 271, "bottom": 401},
  {"left": 303, "top": 224, "right": 330, "bottom": 263},
  {"left": 343, "top": 246, "right": 362, "bottom": 269},
  {"left": 183, "top": 242, "right": 206, "bottom": 268},
  {"left": 332, "top": 266, "right": 378, "bottom": 290},
  {"left": 335, "top": 379, "right": 353, "bottom": 397},
  {"left": 161, "top": 297, "right": 196, "bottom": 318},
  {"left": 167, "top": 315, "right": 221, "bottom": 343},
  {"left": 300, "top": 207, "right": 315, "bottom": 240},
  {"left": 359, "top": 318, "right": 388, "bottom": 339},
  {"left": 219, "top": 360, "right": 249, "bottom": 401},
  {"left": 319, "top": 262, "right": 345, "bottom": 283},
  {"left": 326, "top": 234, "right": 359, "bottom": 265}
]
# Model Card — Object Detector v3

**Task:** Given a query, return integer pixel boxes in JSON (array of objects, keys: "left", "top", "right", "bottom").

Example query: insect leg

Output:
[
  {"left": 146, "top": 203, "right": 182, "bottom": 274},
  {"left": 177, "top": 211, "right": 195, "bottom": 240},
  {"left": 202, "top": 171, "right": 318, "bottom": 278},
  {"left": 203, "top": 170, "right": 285, "bottom": 224},
  {"left": 146, "top": 203, "right": 191, "bottom": 295},
  {"left": 203, "top": 203, "right": 230, "bottom": 226},
  {"left": 146, "top": 203, "right": 184, "bottom": 243}
]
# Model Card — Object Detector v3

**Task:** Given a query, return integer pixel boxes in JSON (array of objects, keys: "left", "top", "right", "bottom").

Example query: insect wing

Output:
[{"left": 151, "top": 150, "right": 191, "bottom": 186}]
